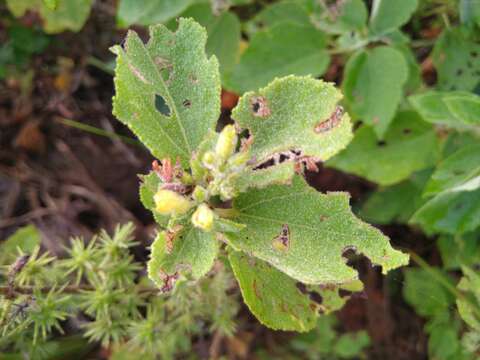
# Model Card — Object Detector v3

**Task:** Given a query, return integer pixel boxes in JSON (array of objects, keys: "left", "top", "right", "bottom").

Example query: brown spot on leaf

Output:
[
  {"left": 339, "top": 289, "right": 353, "bottom": 298},
  {"left": 128, "top": 63, "right": 149, "bottom": 84},
  {"left": 314, "top": 105, "right": 344, "bottom": 133},
  {"left": 253, "top": 280, "right": 262, "bottom": 299},
  {"left": 309, "top": 291, "right": 323, "bottom": 304},
  {"left": 182, "top": 99, "right": 191, "bottom": 108},
  {"left": 272, "top": 224, "right": 290, "bottom": 251},
  {"left": 251, "top": 96, "right": 271, "bottom": 118},
  {"left": 158, "top": 270, "right": 179, "bottom": 293}
]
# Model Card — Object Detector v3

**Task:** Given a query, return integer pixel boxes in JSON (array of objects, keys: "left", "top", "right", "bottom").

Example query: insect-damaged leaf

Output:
[
  {"left": 229, "top": 250, "right": 354, "bottom": 332},
  {"left": 226, "top": 176, "right": 409, "bottom": 285},
  {"left": 231, "top": 75, "right": 353, "bottom": 166},
  {"left": 111, "top": 18, "right": 221, "bottom": 165},
  {"left": 147, "top": 228, "right": 218, "bottom": 289}
]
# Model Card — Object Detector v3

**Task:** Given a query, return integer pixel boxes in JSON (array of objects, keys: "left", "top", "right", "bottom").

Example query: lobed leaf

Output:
[
  {"left": 342, "top": 46, "right": 409, "bottom": 138},
  {"left": 111, "top": 18, "right": 221, "bottom": 165},
  {"left": 232, "top": 75, "right": 353, "bottom": 165},
  {"left": 328, "top": 111, "right": 439, "bottom": 186},
  {"left": 226, "top": 176, "right": 409, "bottom": 285}
]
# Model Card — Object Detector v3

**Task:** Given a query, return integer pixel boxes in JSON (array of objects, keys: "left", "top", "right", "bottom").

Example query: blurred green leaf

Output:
[
  {"left": 369, "top": 0, "right": 418, "bottom": 36},
  {"left": 342, "top": 46, "right": 409, "bottom": 138},
  {"left": 0, "top": 225, "right": 41, "bottom": 264},
  {"left": 225, "top": 22, "right": 329, "bottom": 93},
  {"left": 328, "top": 111, "right": 439, "bottom": 186},
  {"left": 438, "top": 233, "right": 480, "bottom": 270},
  {"left": 314, "top": 0, "right": 368, "bottom": 34}
]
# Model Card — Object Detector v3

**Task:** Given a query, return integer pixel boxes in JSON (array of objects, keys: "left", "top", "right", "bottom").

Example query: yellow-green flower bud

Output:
[
  {"left": 215, "top": 125, "right": 237, "bottom": 161},
  {"left": 202, "top": 151, "right": 216, "bottom": 168},
  {"left": 192, "top": 186, "right": 208, "bottom": 202},
  {"left": 191, "top": 204, "right": 215, "bottom": 231},
  {"left": 181, "top": 172, "right": 193, "bottom": 185},
  {"left": 154, "top": 189, "right": 192, "bottom": 215}
]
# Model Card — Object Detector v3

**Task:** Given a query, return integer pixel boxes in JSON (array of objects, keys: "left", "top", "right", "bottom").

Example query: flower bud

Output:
[
  {"left": 215, "top": 125, "right": 237, "bottom": 161},
  {"left": 154, "top": 189, "right": 192, "bottom": 215},
  {"left": 191, "top": 204, "right": 215, "bottom": 231},
  {"left": 192, "top": 186, "right": 208, "bottom": 202},
  {"left": 202, "top": 151, "right": 216, "bottom": 169}
]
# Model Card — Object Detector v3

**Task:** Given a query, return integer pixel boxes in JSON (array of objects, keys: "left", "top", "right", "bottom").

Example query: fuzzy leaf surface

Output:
[
  {"left": 6, "top": 0, "right": 92, "bottom": 33},
  {"left": 328, "top": 111, "right": 439, "bottom": 186},
  {"left": 232, "top": 76, "right": 352, "bottom": 165},
  {"left": 227, "top": 176, "right": 409, "bottom": 284},
  {"left": 226, "top": 23, "right": 329, "bottom": 93},
  {"left": 112, "top": 19, "right": 221, "bottom": 164},
  {"left": 147, "top": 228, "right": 218, "bottom": 288},
  {"left": 139, "top": 172, "right": 169, "bottom": 226},
  {"left": 343, "top": 46, "right": 408, "bottom": 138}
]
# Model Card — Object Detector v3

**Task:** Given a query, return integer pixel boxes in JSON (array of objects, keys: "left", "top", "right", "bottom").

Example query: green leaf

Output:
[
  {"left": 438, "top": 233, "right": 480, "bottom": 270},
  {"left": 116, "top": 0, "right": 196, "bottom": 27},
  {"left": 232, "top": 75, "right": 353, "bottom": 165},
  {"left": 342, "top": 46, "right": 409, "bottom": 138},
  {"left": 328, "top": 111, "right": 439, "bottom": 186},
  {"left": 111, "top": 19, "right": 221, "bottom": 164},
  {"left": 359, "top": 169, "right": 432, "bottom": 225},
  {"left": 179, "top": 4, "right": 241, "bottom": 79},
  {"left": 226, "top": 176, "right": 409, "bottom": 285},
  {"left": 147, "top": 228, "right": 218, "bottom": 288},
  {"left": 411, "top": 189, "right": 480, "bottom": 235},
  {"left": 244, "top": 0, "right": 312, "bottom": 36},
  {"left": 315, "top": 0, "right": 368, "bottom": 34},
  {"left": 42, "top": 0, "right": 58, "bottom": 10},
  {"left": 236, "top": 162, "right": 296, "bottom": 192},
  {"left": 424, "top": 144, "right": 480, "bottom": 197},
  {"left": 409, "top": 91, "right": 480, "bottom": 129},
  {"left": 225, "top": 23, "right": 330, "bottom": 93},
  {"left": 460, "top": 0, "right": 480, "bottom": 26},
  {"left": 369, "top": 0, "right": 418, "bottom": 36},
  {"left": 457, "top": 266, "right": 480, "bottom": 331},
  {"left": 334, "top": 331, "right": 370, "bottom": 358},
  {"left": 228, "top": 249, "right": 318, "bottom": 331},
  {"left": 0, "top": 225, "right": 41, "bottom": 264},
  {"left": 432, "top": 27, "right": 480, "bottom": 92},
  {"left": 403, "top": 268, "right": 454, "bottom": 318},
  {"left": 6, "top": 0, "right": 92, "bottom": 33}
]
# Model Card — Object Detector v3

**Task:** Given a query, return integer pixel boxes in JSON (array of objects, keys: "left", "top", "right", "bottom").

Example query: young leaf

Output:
[
  {"left": 111, "top": 19, "right": 221, "bottom": 165},
  {"left": 228, "top": 250, "right": 318, "bottom": 332},
  {"left": 327, "top": 111, "right": 439, "bottom": 186},
  {"left": 147, "top": 228, "right": 218, "bottom": 289},
  {"left": 116, "top": 0, "right": 195, "bottom": 27},
  {"left": 342, "top": 46, "right": 408, "bottom": 138},
  {"left": 139, "top": 172, "right": 169, "bottom": 226},
  {"left": 432, "top": 27, "right": 480, "bottom": 92},
  {"left": 232, "top": 75, "right": 352, "bottom": 165},
  {"left": 225, "top": 23, "right": 330, "bottom": 93},
  {"left": 369, "top": 0, "right": 418, "bottom": 36},
  {"left": 6, "top": 0, "right": 93, "bottom": 33},
  {"left": 226, "top": 176, "right": 409, "bottom": 285}
]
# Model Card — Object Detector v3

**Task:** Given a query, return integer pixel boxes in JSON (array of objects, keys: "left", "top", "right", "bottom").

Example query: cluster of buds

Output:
[{"left": 198, "top": 124, "right": 250, "bottom": 201}]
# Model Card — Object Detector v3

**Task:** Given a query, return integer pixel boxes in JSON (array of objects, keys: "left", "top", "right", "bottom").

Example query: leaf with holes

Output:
[
  {"left": 147, "top": 228, "right": 219, "bottom": 289},
  {"left": 225, "top": 23, "right": 330, "bottom": 93},
  {"left": 232, "top": 75, "right": 352, "bottom": 165},
  {"left": 432, "top": 27, "right": 480, "bottom": 92},
  {"left": 6, "top": 0, "right": 92, "bottom": 33},
  {"left": 111, "top": 19, "right": 221, "bottom": 165},
  {"left": 342, "top": 46, "right": 409, "bottom": 138},
  {"left": 327, "top": 111, "right": 439, "bottom": 186},
  {"left": 226, "top": 176, "right": 409, "bottom": 285}
]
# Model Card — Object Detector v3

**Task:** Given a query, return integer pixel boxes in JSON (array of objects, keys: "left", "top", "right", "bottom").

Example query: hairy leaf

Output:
[
  {"left": 226, "top": 176, "right": 409, "bottom": 285},
  {"left": 232, "top": 75, "right": 352, "bottom": 165},
  {"left": 237, "top": 162, "right": 296, "bottom": 192},
  {"left": 111, "top": 19, "right": 221, "bottom": 164},
  {"left": 369, "top": 0, "right": 418, "bottom": 36},
  {"left": 6, "top": 0, "right": 92, "bottom": 33},
  {"left": 225, "top": 23, "right": 330, "bottom": 93},
  {"left": 139, "top": 172, "right": 169, "bottom": 226},
  {"left": 147, "top": 228, "right": 218, "bottom": 288},
  {"left": 343, "top": 47, "right": 409, "bottom": 138},
  {"left": 328, "top": 111, "right": 439, "bottom": 186}
]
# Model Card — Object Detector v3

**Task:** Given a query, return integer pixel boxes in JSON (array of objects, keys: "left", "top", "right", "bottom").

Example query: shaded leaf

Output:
[
  {"left": 315, "top": 0, "right": 368, "bottom": 34},
  {"left": 438, "top": 233, "right": 480, "bottom": 270},
  {"left": 232, "top": 75, "right": 352, "bottom": 165},
  {"left": 111, "top": 19, "right": 221, "bottom": 164},
  {"left": 227, "top": 176, "right": 409, "bottom": 285},
  {"left": 369, "top": 0, "right": 418, "bottom": 36},
  {"left": 328, "top": 111, "right": 439, "bottom": 186},
  {"left": 342, "top": 46, "right": 409, "bottom": 137}
]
